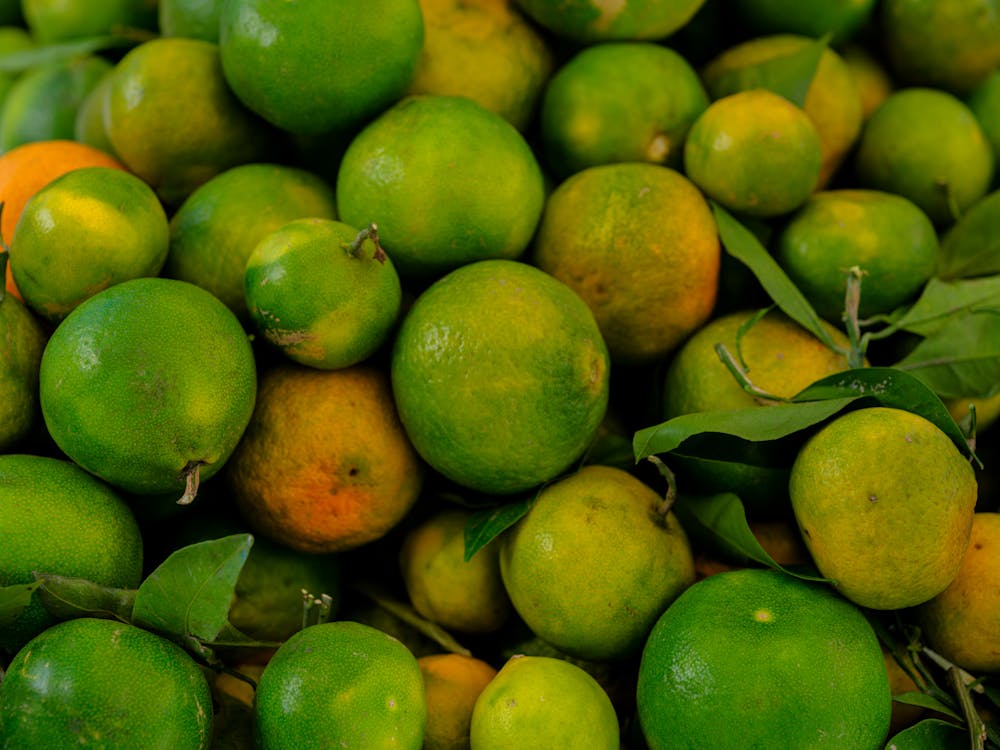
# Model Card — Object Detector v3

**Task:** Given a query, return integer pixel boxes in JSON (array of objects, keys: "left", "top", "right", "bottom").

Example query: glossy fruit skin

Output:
[
  {"left": 39, "top": 277, "right": 257, "bottom": 496},
  {"left": 514, "top": 0, "right": 706, "bottom": 43},
  {"left": 254, "top": 621, "right": 427, "bottom": 750},
  {"left": 0, "top": 617, "right": 213, "bottom": 749},
  {"left": 0, "top": 294, "right": 46, "bottom": 451},
  {"left": 219, "top": 0, "right": 424, "bottom": 136}
]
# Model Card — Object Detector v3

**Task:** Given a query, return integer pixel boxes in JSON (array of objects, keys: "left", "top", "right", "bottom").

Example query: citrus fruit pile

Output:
[{"left": 0, "top": 0, "right": 999, "bottom": 748}]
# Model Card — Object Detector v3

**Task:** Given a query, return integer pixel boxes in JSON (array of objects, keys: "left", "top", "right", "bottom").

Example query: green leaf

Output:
[
  {"left": 0, "top": 582, "right": 41, "bottom": 627},
  {"left": 132, "top": 534, "right": 253, "bottom": 644},
  {"left": 34, "top": 574, "right": 135, "bottom": 623},
  {"left": 0, "top": 35, "right": 134, "bottom": 73},
  {"left": 712, "top": 203, "right": 840, "bottom": 351},
  {"left": 891, "top": 276, "right": 1000, "bottom": 337},
  {"left": 633, "top": 397, "right": 856, "bottom": 460},
  {"left": 895, "top": 310, "right": 1000, "bottom": 400},
  {"left": 891, "top": 692, "right": 963, "bottom": 722},
  {"left": 938, "top": 190, "right": 1000, "bottom": 280},
  {"left": 705, "top": 35, "right": 829, "bottom": 108},
  {"left": 464, "top": 497, "right": 534, "bottom": 562},
  {"left": 673, "top": 493, "right": 830, "bottom": 582}
]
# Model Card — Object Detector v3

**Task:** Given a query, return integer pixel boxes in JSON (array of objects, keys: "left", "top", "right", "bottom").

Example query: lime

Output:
[
  {"left": 968, "top": 70, "right": 1000, "bottom": 166},
  {"left": 0, "top": 292, "right": 46, "bottom": 451},
  {"left": 159, "top": 0, "right": 221, "bottom": 41},
  {"left": 514, "top": 0, "right": 707, "bottom": 42},
  {"left": 22, "top": 0, "right": 157, "bottom": 43}
]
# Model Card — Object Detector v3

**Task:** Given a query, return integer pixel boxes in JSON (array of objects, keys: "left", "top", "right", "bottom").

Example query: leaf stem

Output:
[
  {"left": 342, "top": 223, "right": 387, "bottom": 264},
  {"left": 948, "top": 666, "right": 987, "bottom": 750},
  {"left": 714, "top": 343, "right": 791, "bottom": 404},
  {"left": 843, "top": 266, "right": 868, "bottom": 369}
]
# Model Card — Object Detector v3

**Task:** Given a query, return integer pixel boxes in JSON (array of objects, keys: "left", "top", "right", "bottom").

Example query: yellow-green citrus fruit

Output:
[
  {"left": 789, "top": 407, "right": 977, "bottom": 610},
  {"left": 253, "top": 621, "right": 427, "bottom": 750},
  {"left": 684, "top": 89, "right": 822, "bottom": 218},
  {"left": 0, "top": 618, "right": 212, "bottom": 749},
  {"left": 0, "top": 293, "right": 46, "bottom": 451},
  {"left": 968, "top": 70, "right": 1000, "bottom": 168},
  {"left": 105, "top": 38, "right": 272, "bottom": 205},
  {"left": 399, "top": 508, "right": 513, "bottom": 634},
  {"left": 419, "top": 653, "right": 498, "bottom": 750},
  {"left": 662, "top": 308, "right": 853, "bottom": 418},
  {"left": 159, "top": 0, "right": 221, "bottom": 41},
  {"left": 880, "top": 0, "right": 1000, "bottom": 95},
  {"left": 39, "top": 277, "right": 257, "bottom": 497},
  {"left": 407, "top": 0, "right": 554, "bottom": 132},
  {"left": 732, "top": 0, "right": 876, "bottom": 42},
  {"left": 499, "top": 465, "right": 695, "bottom": 661},
  {"left": 22, "top": 0, "right": 157, "bottom": 43},
  {"left": 513, "top": 0, "right": 706, "bottom": 43},
  {"left": 337, "top": 95, "right": 545, "bottom": 278},
  {"left": 72, "top": 68, "right": 117, "bottom": 157},
  {"left": 539, "top": 42, "right": 709, "bottom": 178},
  {"left": 10, "top": 166, "right": 169, "bottom": 322},
  {"left": 0, "top": 55, "right": 111, "bottom": 153},
  {"left": 842, "top": 44, "right": 895, "bottom": 121},
  {"left": 390, "top": 259, "right": 609, "bottom": 495},
  {"left": 637, "top": 568, "right": 892, "bottom": 750},
  {"left": 532, "top": 162, "right": 719, "bottom": 364},
  {"left": 775, "top": 189, "right": 939, "bottom": 321},
  {"left": 164, "top": 162, "right": 337, "bottom": 318},
  {"left": 0, "top": 454, "right": 143, "bottom": 654},
  {"left": 219, "top": 0, "right": 424, "bottom": 136},
  {"left": 244, "top": 218, "right": 402, "bottom": 370},
  {"left": 469, "top": 654, "right": 620, "bottom": 749},
  {"left": 854, "top": 87, "right": 995, "bottom": 225},
  {"left": 915, "top": 512, "right": 1000, "bottom": 673}
]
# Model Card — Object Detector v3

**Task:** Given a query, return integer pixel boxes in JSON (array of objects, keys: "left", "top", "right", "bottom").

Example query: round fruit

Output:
[
  {"left": 0, "top": 618, "right": 212, "bottom": 749},
  {"left": 39, "top": 277, "right": 257, "bottom": 499},
  {"left": 254, "top": 621, "right": 427, "bottom": 750},
  {"left": 0, "top": 292, "right": 46, "bottom": 451},
  {"left": 968, "top": 70, "right": 1000, "bottom": 164},
  {"left": 499, "top": 465, "right": 695, "bottom": 661},
  {"left": 22, "top": 0, "right": 157, "bottom": 43},
  {"left": 514, "top": 0, "right": 706, "bottom": 43},
  {"left": 159, "top": 0, "right": 220, "bottom": 41},
  {"left": 636, "top": 568, "right": 892, "bottom": 750},
  {"left": 10, "top": 166, "right": 169, "bottom": 322},
  {"left": 789, "top": 407, "right": 977, "bottom": 610},
  {"left": 244, "top": 218, "right": 402, "bottom": 369},
  {"left": 419, "top": 653, "right": 497, "bottom": 750},
  {"left": 219, "top": 0, "right": 424, "bottom": 136},
  {"left": 684, "top": 89, "right": 822, "bottom": 218},
  {"left": 336, "top": 95, "right": 545, "bottom": 278},
  {"left": 390, "top": 259, "right": 609, "bottom": 495},
  {"left": 228, "top": 364, "right": 423, "bottom": 554}
]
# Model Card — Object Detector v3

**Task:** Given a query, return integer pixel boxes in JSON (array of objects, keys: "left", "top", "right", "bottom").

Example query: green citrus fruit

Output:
[
  {"left": 22, "top": 0, "right": 157, "bottom": 43},
  {"left": 636, "top": 568, "right": 892, "bottom": 750},
  {"left": 0, "top": 292, "right": 46, "bottom": 451},
  {"left": 0, "top": 54, "right": 111, "bottom": 153},
  {"left": 539, "top": 42, "right": 708, "bottom": 178},
  {"left": 254, "top": 621, "right": 427, "bottom": 749},
  {"left": 732, "top": 0, "right": 876, "bottom": 42},
  {"left": 390, "top": 259, "right": 609, "bottom": 495},
  {"left": 775, "top": 189, "right": 939, "bottom": 321},
  {"left": 532, "top": 162, "right": 719, "bottom": 364},
  {"left": 244, "top": 218, "right": 402, "bottom": 369},
  {"left": 470, "top": 654, "right": 619, "bottom": 749},
  {"left": 499, "top": 464, "right": 695, "bottom": 661},
  {"left": 854, "top": 87, "right": 994, "bottom": 225},
  {"left": 0, "top": 617, "right": 212, "bottom": 748},
  {"left": 105, "top": 38, "right": 272, "bottom": 205},
  {"left": 968, "top": 70, "right": 1000, "bottom": 167},
  {"left": 399, "top": 508, "right": 512, "bottom": 634},
  {"left": 789, "top": 407, "right": 977, "bottom": 610},
  {"left": 219, "top": 0, "right": 424, "bottom": 136},
  {"left": 39, "top": 277, "right": 257, "bottom": 499},
  {"left": 419, "top": 653, "right": 497, "bottom": 750},
  {"left": 684, "top": 88, "right": 822, "bottom": 218},
  {"left": 159, "top": 0, "right": 221, "bottom": 41},
  {"left": 10, "top": 166, "right": 168, "bottom": 322},
  {"left": 72, "top": 67, "right": 117, "bottom": 157},
  {"left": 336, "top": 95, "right": 545, "bottom": 278},
  {"left": 513, "top": 0, "right": 707, "bottom": 42}
]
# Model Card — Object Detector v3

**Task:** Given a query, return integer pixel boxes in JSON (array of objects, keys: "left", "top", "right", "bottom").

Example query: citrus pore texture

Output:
[
  {"left": 253, "top": 621, "right": 426, "bottom": 750},
  {"left": 390, "top": 259, "right": 610, "bottom": 495},
  {"left": 532, "top": 162, "right": 719, "bottom": 364},
  {"left": 636, "top": 568, "right": 891, "bottom": 750},
  {"left": 0, "top": 618, "right": 213, "bottom": 749},
  {"left": 0, "top": 455, "right": 143, "bottom": 654},
  {"left": 38, "top": 277, "right": 257, "bottom": 496},
  {"left": 513, "top": 0, "right": 706, "bottom": 42},
  {"left": 499, "top": 465, "right": 695, "bottom": 661},
  {"left": 336, "top": 95, "right": 545, "bottom": 278},
  {"left": 789, "top": 407, "right": 977, "bottom": 610},
  {"left": 219, "top": 0, "right": 424, "bottom": 136}
]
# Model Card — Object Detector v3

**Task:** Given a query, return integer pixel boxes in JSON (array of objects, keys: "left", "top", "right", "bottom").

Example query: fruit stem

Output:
[
  {"left": 301, "top": 589, "right": 334, "bottom": 629},
  {"left": 714, "top": 343, "right": 790, "bottom": 404},
  {"left": 342, "top": 223, "right": 387, "bottom": 264},
  {"left": 176, "top": 461, "right": 203, "bottom": 505},
  {"left": 842, "top": 266, "right": 868, "bottom": 369},
  {"left": 646, "top": 455, "right": 678, "bottom": 519},
  {"left": 947, "top": 666, "right": 987, "bottom": 750}
]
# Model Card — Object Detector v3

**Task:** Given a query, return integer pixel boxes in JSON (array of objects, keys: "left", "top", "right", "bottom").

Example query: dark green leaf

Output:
[
  {"left": 712, "top": 203, "right": 841, "bottom": 351},
  {"left": 633, "top": 397, "right": 856, "bottom": 460},
  {"left": 673, "top": 493, "right": 830, "bottom": 582},
  {"left": 938, "top": 190, "right": 1000, "bottom": 280},
  {"left": 705, "top": 35, "right": 828, "bottom": 108},
  {"left": 132, "top": 534, "right": 253, "bottom": 643},
  {"left": 895, "top": 310, "right": 1000, "bottom": 400},
  {"left": 890, "top": 693, "right": 963, "bottom": 722},
  {"left": 0, "top": 582, "right": 41, "bottom": 628},
  {"left": 884, "top": 718, "right": 967, "bottom": 749},
  {"left": 34, "top": 574, "right": 134, "bottom": 623},
  {"left": 464, "top": 497, "right": 534, "bottom": 562},
  {"left": 0, "top": 35, "right": 134, "bottom": 73},
  {"left": 580, "top": 429, "right": 634, "bottom": 471},
  {"left": 891, "top": 276, "right": 1000, "bottom": 337}
]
